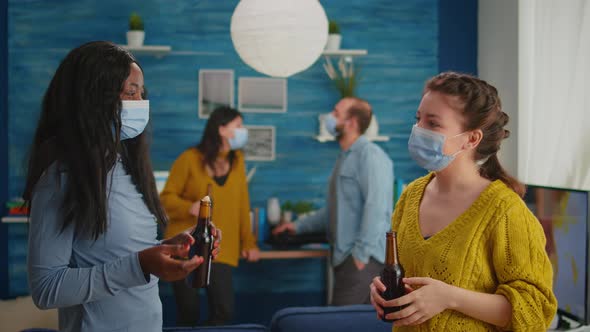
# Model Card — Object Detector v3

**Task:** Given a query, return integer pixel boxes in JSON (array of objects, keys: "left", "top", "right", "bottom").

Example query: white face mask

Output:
[
  {"left": 408, "top": 125, "right": 467, "bottom": 171},
  {"left": 324, "top": 113, "right": 339, "bottom": 137},
  {"left": 120, "top": 100, "right": 149, "bottom": 140},
  {"left": 229, "top": 127, "right": 249, "bottom": 150}
]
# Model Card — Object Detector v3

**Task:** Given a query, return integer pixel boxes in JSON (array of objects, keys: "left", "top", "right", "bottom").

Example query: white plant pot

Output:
[
  {"left": 366, "top": 115, "right": 379, "bottom": 138},
  {"left": 266, "top": 197, "right": 281, "bottom": 226},
  {"left": 126, "top": 31, "right": 145, "bottom": 47},
  {"left": 282, "top": 211, "right": 293, "bottom": 223},
  {"left": 325, "top": 34, "right": 342, "bottom": 51}
]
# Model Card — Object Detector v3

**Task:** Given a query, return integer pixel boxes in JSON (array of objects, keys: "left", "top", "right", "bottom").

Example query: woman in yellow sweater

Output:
[
  {"left": 160, "top": 106, "right": 259, "bottom": 326},
  {"left": 370, "top": 72, "right": 557, "bottom": 331}
]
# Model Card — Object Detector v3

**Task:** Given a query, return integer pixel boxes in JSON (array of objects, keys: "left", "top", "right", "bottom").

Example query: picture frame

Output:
[
  {"left": 238, "top": 77, "right": 287, "bottom": 113},
  {"left": 198, "top": 69, "right": 234, "bottom": 119},
  {"left": 243, "top": 125, "right": 276, "bottom": 161}
]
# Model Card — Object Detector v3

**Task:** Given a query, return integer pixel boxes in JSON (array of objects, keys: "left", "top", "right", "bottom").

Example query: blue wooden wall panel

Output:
[
  {"left": 1, "top": 0, "right": 10, "bottom": 299},
  {"left": 4, "top": 0, "right": 480, "bottom": 304},
  {"left": 8, "top": 0, "right": 436, "bottom": 207},
  {"left": 438, "top": 0, "right": 478, "bottom": 74}
]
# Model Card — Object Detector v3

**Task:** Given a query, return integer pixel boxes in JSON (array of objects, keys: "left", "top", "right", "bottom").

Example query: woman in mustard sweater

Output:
[
  {"left": 370, "top": 72, "right": 557, "bottom": 331},
  {"left": 160, "top": 107, "right": 259, "bottom": 326}
]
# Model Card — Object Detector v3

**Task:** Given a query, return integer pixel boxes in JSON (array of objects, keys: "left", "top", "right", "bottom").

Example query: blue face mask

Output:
[
  {"left": 120, "top": 100, "right": 149, "bottom": 140},
  {"left": 229, "top": 127, "right": 249, "bottom": 150},
  {"left": 408, "top": 125, "right": 466, "bottom": 172},
  {"left": 324, "top": 113, "right": 339, "bottom": 137}
]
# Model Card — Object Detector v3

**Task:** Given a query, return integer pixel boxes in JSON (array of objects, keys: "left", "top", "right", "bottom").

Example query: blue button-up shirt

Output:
[{"left": 295, "top": 136, "right": 394, "bottom": 266}]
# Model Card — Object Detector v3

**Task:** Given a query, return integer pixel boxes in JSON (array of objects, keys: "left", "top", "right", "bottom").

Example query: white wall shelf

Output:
[
  {"left": 118, "top": 45, "right": 171, "bottom": 58},
  {"left": 322, "top": 49, "right": 368, "bottom": 57},
  {"left": 314, "top": 135, "right": 389, "bottom": 143},
  {"left": 1, "top": 216, "right": 28, "bottom": 223}
]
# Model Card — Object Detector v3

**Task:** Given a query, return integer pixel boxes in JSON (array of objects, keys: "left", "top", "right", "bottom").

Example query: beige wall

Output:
[
  {"left": 0, "top": 296, "right": 57, "bottom": 332},
  {"left": 478, "top": 0, "right": 519, "bottom": 176}
]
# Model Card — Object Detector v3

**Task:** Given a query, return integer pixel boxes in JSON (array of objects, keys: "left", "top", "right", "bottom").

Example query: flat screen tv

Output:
[{"left": 524, "top": 185, "right": 590, "bottom": 325}]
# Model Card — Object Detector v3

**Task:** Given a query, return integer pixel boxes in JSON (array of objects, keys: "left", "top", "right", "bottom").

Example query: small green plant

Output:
[
  {"left": 129, "top": 13, "right": 144, "bottom": 31},
  {"left": 323, "top": 56, "right": 360, "bottom": 98},
  {"left": 292, "top": 201, "right": 316, "bottom": 215},
  {"left": 281, "top": 200, "right": 316, "bottom": 215},
  {"left": 328, "top": 20, "right": 340, "bottom": 35},
  {"left": 333, "top": 68, "right": 358, "bottom": 98},
  {"left": 281, "top": 200, "right": 294, "bottom": 212}
]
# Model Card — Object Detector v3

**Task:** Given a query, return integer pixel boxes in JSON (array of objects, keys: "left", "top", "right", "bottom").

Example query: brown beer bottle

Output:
[
  {"left": 380, "top": 231, "right": 406, "bottom": 322},
  {"left": 186, "top": 185, "right": 214, "bottom": 288}
]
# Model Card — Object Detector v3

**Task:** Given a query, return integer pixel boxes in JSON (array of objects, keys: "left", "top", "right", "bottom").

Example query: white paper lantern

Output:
[{"left": 230, "top": 0, "right": 329, "bottom": 78}]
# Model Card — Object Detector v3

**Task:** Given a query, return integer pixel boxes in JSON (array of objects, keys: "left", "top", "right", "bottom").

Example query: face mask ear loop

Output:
[
  {"left": 446, "top": 131, "right": 471, "bottom": 157},
  {"left": 476, "top": 156, "right": 491, "bottom": 166},
  {"left": 450, "top": 149, "right": 464, "bottom": 158}
]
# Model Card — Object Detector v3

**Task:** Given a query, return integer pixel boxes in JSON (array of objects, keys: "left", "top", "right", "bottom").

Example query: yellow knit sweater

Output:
[
  {"left": 160, "top": 148, "right": 257, "bottom": 267},
  {"left": 391, "top": 174, "right": 557, "bottom": 331}
]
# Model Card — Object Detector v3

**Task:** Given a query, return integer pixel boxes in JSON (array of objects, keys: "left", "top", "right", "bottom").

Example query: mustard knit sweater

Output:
[
  {"left": 160, "top": 148, "right": 257, "bottom": 267},
  {"left": 391, "top": 174, "right": 556, "bottom": 331}
]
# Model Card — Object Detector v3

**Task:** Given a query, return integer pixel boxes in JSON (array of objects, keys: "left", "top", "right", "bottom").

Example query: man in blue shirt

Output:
[{"left": 274, "top": 97, "right": 393, "bottom": 305}]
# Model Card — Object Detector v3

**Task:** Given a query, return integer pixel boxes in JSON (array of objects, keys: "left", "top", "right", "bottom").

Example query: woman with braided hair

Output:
[{"left": 370, "top": 72, "right": 557, "bottom": 331}]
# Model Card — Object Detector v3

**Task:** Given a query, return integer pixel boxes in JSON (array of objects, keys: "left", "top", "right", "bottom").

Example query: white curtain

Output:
[{"left": 519, "top": 0, "right": 590, "bottom": 191}]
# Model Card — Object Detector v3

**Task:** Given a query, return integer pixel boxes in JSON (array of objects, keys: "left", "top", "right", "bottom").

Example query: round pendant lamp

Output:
[{"left": 230, "top": 0, "right": 329, "bottom": 77}]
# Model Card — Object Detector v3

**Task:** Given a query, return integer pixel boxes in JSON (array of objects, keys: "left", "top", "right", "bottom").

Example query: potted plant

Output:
[
  {"left": 281, "top": 201, "right": 294, "bottom": 223},
  {"left": 325, "top": 20, "right": 341, "bottom": 51},
  {"left": 127, "top": 12, "right": 145, "bottom": 47},
  {"left": 323, "top": 56, "right": 381, "bottom": 138},
  {"left": 292, "top": 201, "right": 315, "bottom": 216},
  {"left": 323, "top": 55, "right": 359, "bottom": 98}
]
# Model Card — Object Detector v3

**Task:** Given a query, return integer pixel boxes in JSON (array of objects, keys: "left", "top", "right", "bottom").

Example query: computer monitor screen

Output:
[{"left": 524, "top": 186, "right": 589, "bottom": 323}]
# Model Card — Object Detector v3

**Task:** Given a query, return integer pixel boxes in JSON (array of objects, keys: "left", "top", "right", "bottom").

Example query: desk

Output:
[
  {"left": 257, "top": 247, "right": 329, "bottom": 260},
  {"left": 247, "top": 243, "right": 329, "bottom": 260},
  {"left": 1, "top": 216, "right": 27, "bottom": 223}
]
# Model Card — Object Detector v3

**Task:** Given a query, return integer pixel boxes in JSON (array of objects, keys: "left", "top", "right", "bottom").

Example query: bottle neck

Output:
[
  {"left": 385, "top": 232, "right": 400, "bottom": 266},
  {"left": 199, "top": 201, "right": 211, "bottom": 217},
  {"left": 197, "top": 202, "right": 211, "bottom": 226}
]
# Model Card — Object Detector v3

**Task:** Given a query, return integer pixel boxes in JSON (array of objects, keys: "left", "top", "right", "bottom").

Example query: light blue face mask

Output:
[
  {"left": 408, "top": 124, "right": 466, "bottom": 172},
  {"left": 120, "top": 100, "right": 149, "bottom": 140},
  {"left": 324, "top": 113, "right": 339, "bottom": 137},
  {"left": 229, "top": 127, "right": 249, "bottom": 150}
]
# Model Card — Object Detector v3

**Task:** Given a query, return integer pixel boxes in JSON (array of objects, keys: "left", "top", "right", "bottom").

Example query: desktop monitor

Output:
[{"left": 524, "top": 185, "right": 590, "bottom": 324}]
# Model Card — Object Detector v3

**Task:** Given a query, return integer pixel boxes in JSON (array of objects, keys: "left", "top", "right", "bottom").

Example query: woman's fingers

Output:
[
  {"left": 370, "top": 285, "right": 385, "bottom": 317},
  {"left": 370, "top": 282, "right": 387, "bottom": 308},
  {"left": 392, "top": 311, "right": 424, "bottom": 327},
  {"left": 179, "top": 254, "right": 203, "bottom": 274},
  {"left": 372, "top": 276, "right": 386, "bottom": 292},
  {"left": 385, "top": 302, "right": 417, "bottom": 321}
]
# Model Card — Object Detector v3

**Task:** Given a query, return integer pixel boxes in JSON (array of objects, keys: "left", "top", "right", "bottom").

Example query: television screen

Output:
[{"left": 524, "top": 186, "right": 589, "bottom": 323}]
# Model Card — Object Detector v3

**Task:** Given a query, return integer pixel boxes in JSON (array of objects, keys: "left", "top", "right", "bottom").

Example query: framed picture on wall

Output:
[
  {"left": 198, "top": 69, "right": 234, "bottom": 119},
  {"left": 243, "top": 125, "right": 275, "bottom": 161},
  {"left": 238, "top": 77, "right": 287, "bottom": 113}
]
